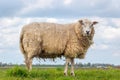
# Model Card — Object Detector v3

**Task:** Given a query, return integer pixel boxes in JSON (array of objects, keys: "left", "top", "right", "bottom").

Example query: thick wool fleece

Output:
[{"left": 20, "top": 21, "right": 94, "bottom": 59}]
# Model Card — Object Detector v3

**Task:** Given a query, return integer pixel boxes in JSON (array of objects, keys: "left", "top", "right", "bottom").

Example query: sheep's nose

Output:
[{"left": 86, "top": 31, "right": 90, "bottom": 35}]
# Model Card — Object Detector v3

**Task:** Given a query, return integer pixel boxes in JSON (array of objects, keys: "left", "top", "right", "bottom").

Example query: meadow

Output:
[{"left": 0, "top": 66, "right": 120, "bottom": 80}]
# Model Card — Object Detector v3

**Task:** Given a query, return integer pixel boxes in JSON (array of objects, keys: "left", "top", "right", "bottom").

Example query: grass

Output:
[{"left": 0, "top": 66, "right": 120, "bottom": 80}]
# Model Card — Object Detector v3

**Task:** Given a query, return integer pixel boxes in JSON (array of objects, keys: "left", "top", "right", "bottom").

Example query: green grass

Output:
[{"left": 0, "top": 66, "right": 120, "bottom": 80}]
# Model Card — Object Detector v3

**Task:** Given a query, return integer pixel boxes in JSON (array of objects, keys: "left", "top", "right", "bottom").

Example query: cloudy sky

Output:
[{"left": 0, "top": 0, "right": 120, "bottom": 65}]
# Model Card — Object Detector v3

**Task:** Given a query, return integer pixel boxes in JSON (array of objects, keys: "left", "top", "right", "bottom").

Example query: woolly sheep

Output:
[{"left": 20, "top": 19, "right": 98, "bottom": 76}]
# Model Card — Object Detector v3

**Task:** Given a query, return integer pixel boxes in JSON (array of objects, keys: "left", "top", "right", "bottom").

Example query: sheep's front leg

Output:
[
  {"left": 70, "top": 58, "right": 75, "bottom": 76},
  {"left": 64, "top": 57, "right": 70, "bottom": 76}
]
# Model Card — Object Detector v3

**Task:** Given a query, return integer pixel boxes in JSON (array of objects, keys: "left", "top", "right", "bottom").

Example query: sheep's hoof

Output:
[
  {"left": 71, "top": 73, "right": 75, "bottom": 76},
  {"left": 64, "top": 73, "right": 68, "bottom": 76}
]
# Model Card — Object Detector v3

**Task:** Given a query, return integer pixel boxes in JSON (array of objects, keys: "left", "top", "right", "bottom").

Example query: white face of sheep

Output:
[{"left": 79, "top": 19, "right": 98, "bottom": 36}]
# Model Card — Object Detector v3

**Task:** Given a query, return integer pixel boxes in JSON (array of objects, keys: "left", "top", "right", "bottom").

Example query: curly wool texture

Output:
[{"left": 20, "top": 21, "right": 94, "bottom": 59}]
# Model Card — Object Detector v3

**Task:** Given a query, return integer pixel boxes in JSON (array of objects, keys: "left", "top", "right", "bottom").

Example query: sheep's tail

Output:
[{"left": 20, "top": 30, "right": 26, "bottom": 54}]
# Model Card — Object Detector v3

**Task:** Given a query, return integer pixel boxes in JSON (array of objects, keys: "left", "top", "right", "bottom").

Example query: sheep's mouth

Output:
[
  {"left": 86, "top": 34, "right": 91, "bottom": 36},
  {"left": 83, "top": 34, "right": 90, "bottom": 37}
]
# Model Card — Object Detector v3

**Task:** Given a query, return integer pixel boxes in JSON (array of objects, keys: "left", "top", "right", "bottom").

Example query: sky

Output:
[{"left": 0, "top": 0, "right": 120, "bottom": 65}]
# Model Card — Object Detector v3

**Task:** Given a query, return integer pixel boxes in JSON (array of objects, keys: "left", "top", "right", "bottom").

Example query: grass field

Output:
[{"left": 0, "top": 66, "right": 120, "bottom": 80}]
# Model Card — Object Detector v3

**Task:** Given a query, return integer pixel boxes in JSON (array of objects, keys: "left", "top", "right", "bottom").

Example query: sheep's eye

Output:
[
  {"left": 90, "top": 25, "right": 92, "bottom": 28},
  {"left": 81, "top": 23, "right": 84, "bottom": 25},
  {"left": 90, "top": 24, "right": 93, "bottom": 27}
]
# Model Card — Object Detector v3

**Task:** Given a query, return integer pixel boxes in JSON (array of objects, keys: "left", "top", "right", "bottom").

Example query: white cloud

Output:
[
  {"left": 102, "top": 27, "right": 120, "bottom": 39},
  {"left": 19, "top": 0, "right": 53, "bottom": 15},
  {"left": 92, "top": 17, "right": 120, "bottom": 41},
  {"left": 2, "top": 33, "right": 19, "bottom": 46},
  {"left": 0, "top": 18, "right": 21, "bottom": 27},
  {"left": 96, "top": 25, "right": 120, "bottom": 40},
  {"left": 63, "top": 0, "right": 72, "bottom": 5},
  {"left": 46, "top": 18, "right": 58, "bottom": 23},
  {"left": 111, "top": 18, "right": 120, "bottom": 27},
  {"left": 91, "top": 44, "right": 109, "bottom": 50},
  {"left": 1, "top": 0, "right": 120, "bottom": 18},
  {"left": 0, "top": 18, "right": 24, "bottom": 50},
  {"left": 0, "top": 50, "right": 3, "bottom": 53},
  {"left": 113, "top": 51, "right": 120, "bottom": 57}
]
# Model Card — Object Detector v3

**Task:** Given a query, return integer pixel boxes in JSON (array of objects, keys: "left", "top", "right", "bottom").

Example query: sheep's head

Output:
[{"left": 79, "top": 19, "right": 98, "bottom": 37}]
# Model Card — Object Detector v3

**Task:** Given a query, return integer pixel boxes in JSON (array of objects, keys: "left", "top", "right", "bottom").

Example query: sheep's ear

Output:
[
  {"left": 93, "top": 21, "right": 98, "bottom": 25},
  {"left": 78, "top": 20, "right": 84, "bottom": 25}
]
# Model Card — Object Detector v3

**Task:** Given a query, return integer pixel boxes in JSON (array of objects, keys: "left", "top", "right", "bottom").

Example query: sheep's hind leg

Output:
[
  {"left": 24, "top": 56, "right": 33, "bottom": 71},
  {"left": 64, "top": 57, "right": 70, "bottom": 76},
  {"left": 26, "top": 58, "right": 33, "bottom": 71},
  {"left": 24, "top": 53, "right": 34, "bottom": 71},
  {"left": 70, "top": 58, "right": 75, "bottom": 76}
]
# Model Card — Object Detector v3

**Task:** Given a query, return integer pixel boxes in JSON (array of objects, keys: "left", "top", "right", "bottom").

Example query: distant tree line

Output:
[
  {"left": 0, "top": 62, "right": 118, "bottom": 68},
  {"left": 75, "top": 62, "right": 115, "bottom": 68},
  {"left": 0, "top": 62, "right": 8, "bottom": 67}
]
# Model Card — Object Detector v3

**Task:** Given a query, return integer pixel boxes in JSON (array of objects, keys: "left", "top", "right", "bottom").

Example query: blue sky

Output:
[{"left": 0, "top": 0, "right": 120, "bottom": 65}]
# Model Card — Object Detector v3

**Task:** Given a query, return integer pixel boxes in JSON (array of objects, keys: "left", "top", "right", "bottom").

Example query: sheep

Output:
[{"left": 20, "top": 19, "right": 98, "bottom": 76}]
